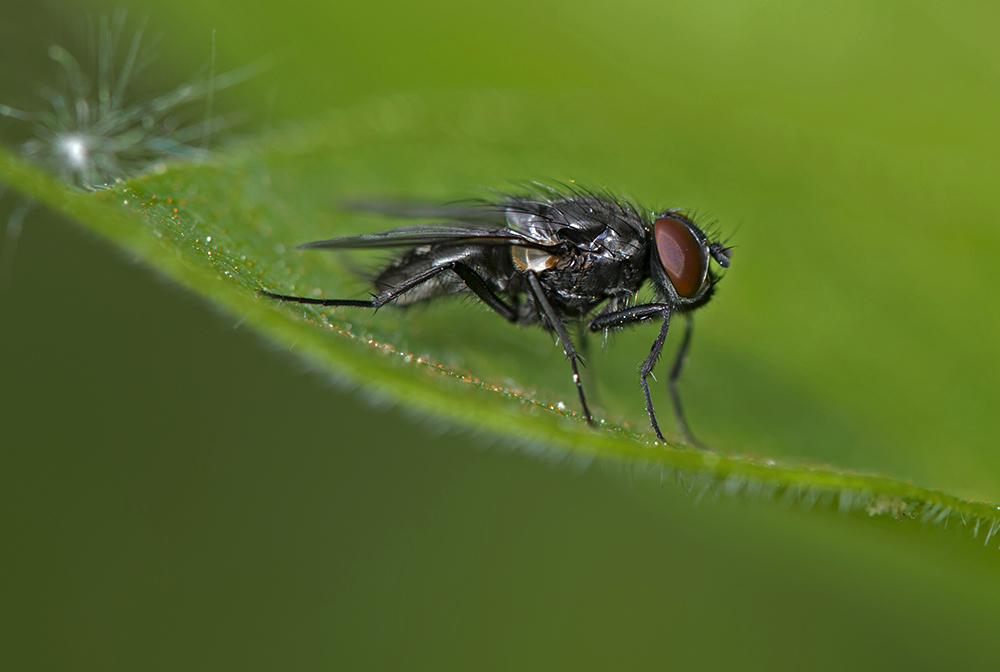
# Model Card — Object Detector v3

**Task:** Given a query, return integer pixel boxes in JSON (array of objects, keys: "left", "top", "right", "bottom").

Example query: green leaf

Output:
[{"left": 2, "top": 91, "right": 997, "bottom": 541}]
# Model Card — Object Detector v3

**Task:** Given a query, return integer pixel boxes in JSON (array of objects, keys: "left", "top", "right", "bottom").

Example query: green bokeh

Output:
[{"left": 3, "top": 0, "right": 1000, "bottom": 669}]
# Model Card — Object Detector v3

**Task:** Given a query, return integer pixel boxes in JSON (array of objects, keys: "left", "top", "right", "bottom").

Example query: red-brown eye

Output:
[{"left": 654, "top": 216, "right": 705, "bottom": 297}]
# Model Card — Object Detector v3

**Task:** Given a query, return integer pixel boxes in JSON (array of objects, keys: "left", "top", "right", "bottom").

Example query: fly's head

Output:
[{"left": 649, "top": 210, "right": 732, "bottom": 309}]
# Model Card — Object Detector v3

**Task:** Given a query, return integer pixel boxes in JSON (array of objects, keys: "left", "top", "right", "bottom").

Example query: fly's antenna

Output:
[
  {"left": 710, "top": 220, "right": 742, "bottom": 268},
  {"left": 708, "top": 241, "right": 732, "bottom": 268}
]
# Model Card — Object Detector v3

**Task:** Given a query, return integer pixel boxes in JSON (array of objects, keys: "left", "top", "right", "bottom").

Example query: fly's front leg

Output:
[
  {"left": 637, "top": 312, "right": 672, "bottom": 443},
  {"left": 526, "top": 271, "right": 593, "bottom": 426},
  {"left": 587, "top": 302, "right": 672, "bottom": 331},
  {"left": 668, "top": 315, "right": 702, "bottom": 448},
  {"left": 589, "top": 302, "right": 673, "bottom": 440},
  {"left": 588, "top": 303, "right": 704, "bottom": 447}
]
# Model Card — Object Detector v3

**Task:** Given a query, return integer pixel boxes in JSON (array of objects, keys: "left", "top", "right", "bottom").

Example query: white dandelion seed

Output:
[
  {"left": 1, "top": 10, "right": 260, "bottom": 188},
  {"left": 0, "top": 10, "right": 262, "bottom": 284}
]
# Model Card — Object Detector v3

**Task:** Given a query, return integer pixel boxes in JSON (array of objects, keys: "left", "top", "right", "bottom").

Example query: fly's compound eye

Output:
[{"left": 654, "top": 215, "right": 706, "bottom": 297}]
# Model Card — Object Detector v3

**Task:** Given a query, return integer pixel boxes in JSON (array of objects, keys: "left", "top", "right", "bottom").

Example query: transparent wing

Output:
[
  {"left": 343, "top": 199, "right": 506, "bottom": 222},
  {"left": 305, "top": 195, "right": 611, "bottom": 251},
  {"left": 298, "top": 224, "right": 557, "bottom": 251}
]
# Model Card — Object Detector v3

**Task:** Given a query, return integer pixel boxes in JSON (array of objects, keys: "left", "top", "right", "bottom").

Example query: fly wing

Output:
[
  {"left": 298, "top": 224, "right": 558, "bottom": 251},
  {"left": 303, "top": 196, "right": 626, "bottom": 252},
  {"left": 343, "top": 199, "right": 506, "bottom": 222}
]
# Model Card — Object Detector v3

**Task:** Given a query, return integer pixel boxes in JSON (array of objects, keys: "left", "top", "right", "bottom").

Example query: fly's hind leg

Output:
[{"left": 261, "top": 260, "right": 518, "bottom": 321}]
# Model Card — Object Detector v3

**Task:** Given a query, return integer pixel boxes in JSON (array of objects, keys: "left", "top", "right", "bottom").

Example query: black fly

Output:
[{"left": 262, "top": 184, "right": 732, "bottom": 447}]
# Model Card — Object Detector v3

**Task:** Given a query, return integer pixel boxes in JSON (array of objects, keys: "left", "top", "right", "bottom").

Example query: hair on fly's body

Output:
[{"left": 262, "top": 183, "right": 732, "bottom": 447}]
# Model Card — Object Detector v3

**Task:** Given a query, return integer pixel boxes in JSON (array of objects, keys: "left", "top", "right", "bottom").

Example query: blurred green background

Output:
[{"left": 3, "top": 0, "right": 1000, "bottom": 669}]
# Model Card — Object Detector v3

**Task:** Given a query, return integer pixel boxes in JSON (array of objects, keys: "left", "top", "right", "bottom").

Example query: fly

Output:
[{"left": 262, "top": 184, "right": 732, "bottom": 447}]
